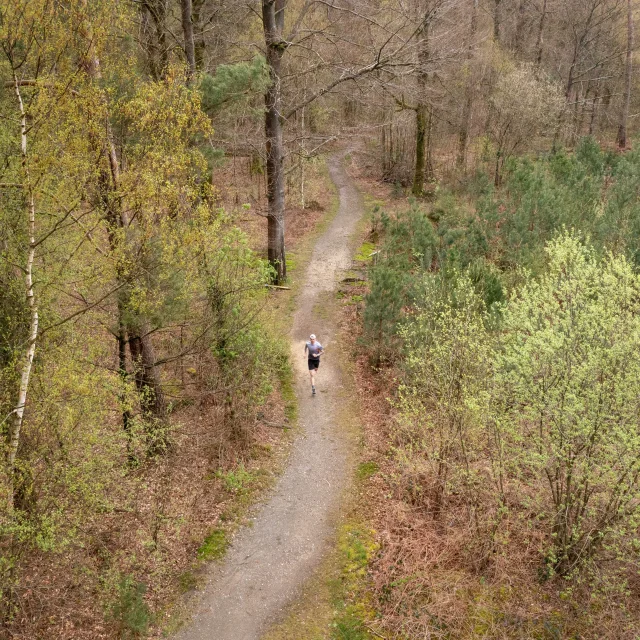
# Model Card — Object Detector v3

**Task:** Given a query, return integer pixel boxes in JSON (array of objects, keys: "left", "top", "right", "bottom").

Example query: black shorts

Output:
[{"left": 308, "top": 358, "right": 320, "bottom": 370}]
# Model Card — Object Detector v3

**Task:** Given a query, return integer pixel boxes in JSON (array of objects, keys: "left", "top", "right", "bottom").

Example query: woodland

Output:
[{"left": 0, "top": 0, "right": 638, "bottom": 639}]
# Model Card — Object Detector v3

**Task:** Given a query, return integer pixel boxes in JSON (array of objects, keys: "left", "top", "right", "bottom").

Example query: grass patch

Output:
[
  {"left": 278, "top": 351, "right": 298, "bottom": 424},
  {"left": 329, "top": 524, "right": 379, "bottom": 640},
  {"left": 356, "top": 461, "right": 379, "bottom": 481},
  {"left": 197, "top": 529, "right": 228, "bottom": 561},
  {"left": 216, "top": 464, "right": 255, "bottom": 495},
  {"left": 286, "top": 251, "right": 299, "bottom": 275},
  {"left": 178, "top": 571, "right": 199, "bottom": 593},
  {"left": 354, "top": 242, "right": 375, "bottom": 263}
]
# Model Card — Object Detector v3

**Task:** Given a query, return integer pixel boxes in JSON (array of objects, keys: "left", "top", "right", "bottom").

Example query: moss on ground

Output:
[
  {"left": 356, "top": 461, "right": 379, "bottom": 481},
  {"left": 197, "top": 529, "right": 228, "bottom": 561},
  {"left": 354, "top": 242, "right": 376, "bottom": 263}
]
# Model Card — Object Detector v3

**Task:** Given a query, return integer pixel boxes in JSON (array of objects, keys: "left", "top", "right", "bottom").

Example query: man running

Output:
[{"left": 304, "top": 334, "right": 324, "bottom": 395}]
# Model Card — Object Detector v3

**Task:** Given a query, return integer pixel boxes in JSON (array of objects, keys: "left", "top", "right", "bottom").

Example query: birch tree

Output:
[{"left": 5, "top": 77, "right": 39, "bottom": 512}]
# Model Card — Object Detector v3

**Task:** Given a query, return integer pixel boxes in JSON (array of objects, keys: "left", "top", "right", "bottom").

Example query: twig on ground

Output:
[
  {"left": 364, "top": 624, "right": 387, "bottom": 639},
  {"left": 259, "top": 420, "right": 289, "bottom": 429}
]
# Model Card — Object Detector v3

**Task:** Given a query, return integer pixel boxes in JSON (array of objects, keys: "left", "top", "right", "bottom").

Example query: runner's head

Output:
[{"left": 309, "top": 334, "right": 316, "bottom": 342}]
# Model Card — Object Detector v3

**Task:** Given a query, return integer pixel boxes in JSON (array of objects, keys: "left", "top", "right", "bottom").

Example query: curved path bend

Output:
[{"left": 176, "top": 152, "right": 363, "bottom": 640}]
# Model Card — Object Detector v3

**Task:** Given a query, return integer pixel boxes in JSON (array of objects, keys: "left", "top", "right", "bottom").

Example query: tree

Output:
[
  {"left": 411, "top": 1, "right": 438, "bottom": 195},
  {"left": 4, "top": 58, "right": 40, "bottom": 514},
  {"left": 257, "top": 0, "right": 428, "bottom": 282},
  {"left": 488, "top": 63, "right": 564, "bottom": 184},
  {"left": 398, "top": 273, "right": 489, "bottom": 514},
  {"left": 491, "top": 0, "right": 503, "bottom": 43},
  {"left": 181, "top": 0, "right": 197, "bottom": 82},
  {"left": 262, "top": 0, "right": 287, "bottom": 283},
  {"left": 457, "top": 0, "right": 479, "bottom": 169},
  {"left": 79, "top": 1, "right": 169, "bottom": 423},
  {"left": 535, "top": 0, "right": 548, "bottom": 66},
  {"left": 494, "top": 234, "right": 640, "bottom": 576},
  {"left": 137, "top": 0, "right": 170, "bottom": 81},
  {"left": 616, "top": 0, "right": 633, "bottom": 149}
]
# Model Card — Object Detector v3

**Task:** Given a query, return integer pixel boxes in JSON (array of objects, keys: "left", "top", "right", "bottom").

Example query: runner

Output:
[{"left": 304, "top": 334, "right": 324, "bottom": 395}]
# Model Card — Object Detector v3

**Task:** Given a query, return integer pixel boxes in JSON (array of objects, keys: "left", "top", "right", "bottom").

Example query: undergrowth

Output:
[{"left": 352, "top": 140, "right": 640, "bottom": 639}]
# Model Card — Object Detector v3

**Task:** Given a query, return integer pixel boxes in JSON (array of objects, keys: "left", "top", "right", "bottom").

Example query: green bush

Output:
[
  {"left": 397, "top": 272, "right": 490, "bottom": 512},
  {"left": 110, "top": 576, "right": 151, "bottom": 638},
  {"left": 492, "top": 234, "right": 640, "bottom": 577},
  {"left": 363, "top": 203, "right": 437, "bottom": 363}
]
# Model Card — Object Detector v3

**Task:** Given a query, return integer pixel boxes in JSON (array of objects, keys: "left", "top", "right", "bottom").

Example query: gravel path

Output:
[{"left": 175, "top": 152, "right": 363, "bottom": 640}]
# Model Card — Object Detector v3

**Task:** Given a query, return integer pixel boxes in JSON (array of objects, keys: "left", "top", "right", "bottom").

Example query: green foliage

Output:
[
  {"left": 110, "top": 576, "right": 151, "bottom": 638},
  {"left": 216, "top": 464, "right": 255, "bottom": 495},
  {"left": 364, "top": 142, "right": 640, "bottom": 633},
  {"left": 363, "top": 203, "right": 437, "bottom": 363},
  {"left": 199, "top": 56, "right": 269, "bottom": 114},
  {"left": 354, "top": 242, "right": 376, "bottom": 263},
  {"left": 0, "top": 3, "right": 292, "bottom": 634},
  {"left": 397, "top": 273, "right": 490, "bottom": 510},
  {"left": 492, "top": 234, "right": 640, "bottom": 577},
  {"left": 178, "top": 571, "right": 199, "bottom": 593},
  {"left": 391, "top": 231, "right": 640, "bottom": 583},
  {"left": 365, "top": 139, "right": 640, "bottom": 365}
]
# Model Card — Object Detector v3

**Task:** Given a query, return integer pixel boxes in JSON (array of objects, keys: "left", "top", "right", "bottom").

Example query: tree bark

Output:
[
  {"left": 7, "top": 76, "right": 39, "bottom": 511},
  {"left": 457, "top": 0, "right": 478, "bottom": 169},
  {"left": 181, "top": 0, "right": 196, "bottom": 82},
  {"left": 129, "top": 330, "right": 166, "bottom": 418},
  {"left": 616, "top": 0, "right": 633, "bottom": 149},
  {"left": 118, "top": 304, "right": 132, "bottom": 435},
  {"left": 141, "top": 1, "right": 169, "bottom": 81},
  {"left": 492, "top": 0, "right": 503, "bottom": 43},
  {"left": 192, "top": 0, "right": 207, "bottom": 70},
  {"left": 263, "top": 0, "right": 287, "bottom": 283},
  {"left": 413, "top": 106, "right": 428, "bottom": 195},
  {"left": 412, "top": 7, "right": 434, "bottom": 196},
  {"left": 535, "top": 0, "right": 548, "bottom": 67},
  {"left": 514, "top": 0, "right": 527, "bottom": 54}
]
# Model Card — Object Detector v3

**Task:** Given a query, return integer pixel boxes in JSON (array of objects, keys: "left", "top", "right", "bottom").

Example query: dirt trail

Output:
[{"left": 175, "top": 152, "right": 363, "bottom": 640}]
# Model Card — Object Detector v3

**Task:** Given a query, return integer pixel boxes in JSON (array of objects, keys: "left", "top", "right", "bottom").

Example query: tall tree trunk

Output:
[
  {"left": 535, "top": 0, "right": 548, "bottom": 67},
  {"left": 193, "top": 0, "right": 207, "bottom": 70},
  {"left": 412, "top": 7, "right": 434, "bottom": 196},
  {"left": 493, "top": 0, "right": 503, "bottom": 43},
  {"left": 457, "top": 0, "right": 479, "bottom": 169},
  {"left": 413, "top": 106, "right": 428, "bottom": 195},
  {"left": 617, "top": 0, "right": 633, "bottom": 149},
  {"left": 140, "top": 1, "right": 169, "bottom": 80},
  {"left": 514, "top": 0, "right": 527, "bottom": 54},
  {"left": 129, "top": 330, "right": 166, "bottom": 418},
  {"left": 263, "top": 0, "right": 287, "bottom": 283},
  {"left": 181, "top": 0, "right": 196, "bottom": 81},
  {"left": 117, "top": 301, "right": 132, "bottom": 435},
  {"left": 7, "top": 76, "right": 39, "bottom": 511}
]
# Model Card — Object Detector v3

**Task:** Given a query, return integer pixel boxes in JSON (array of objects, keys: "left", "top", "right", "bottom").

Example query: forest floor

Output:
[{"left": 173, "top": 152, "right": 367, "bottom": 640}]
